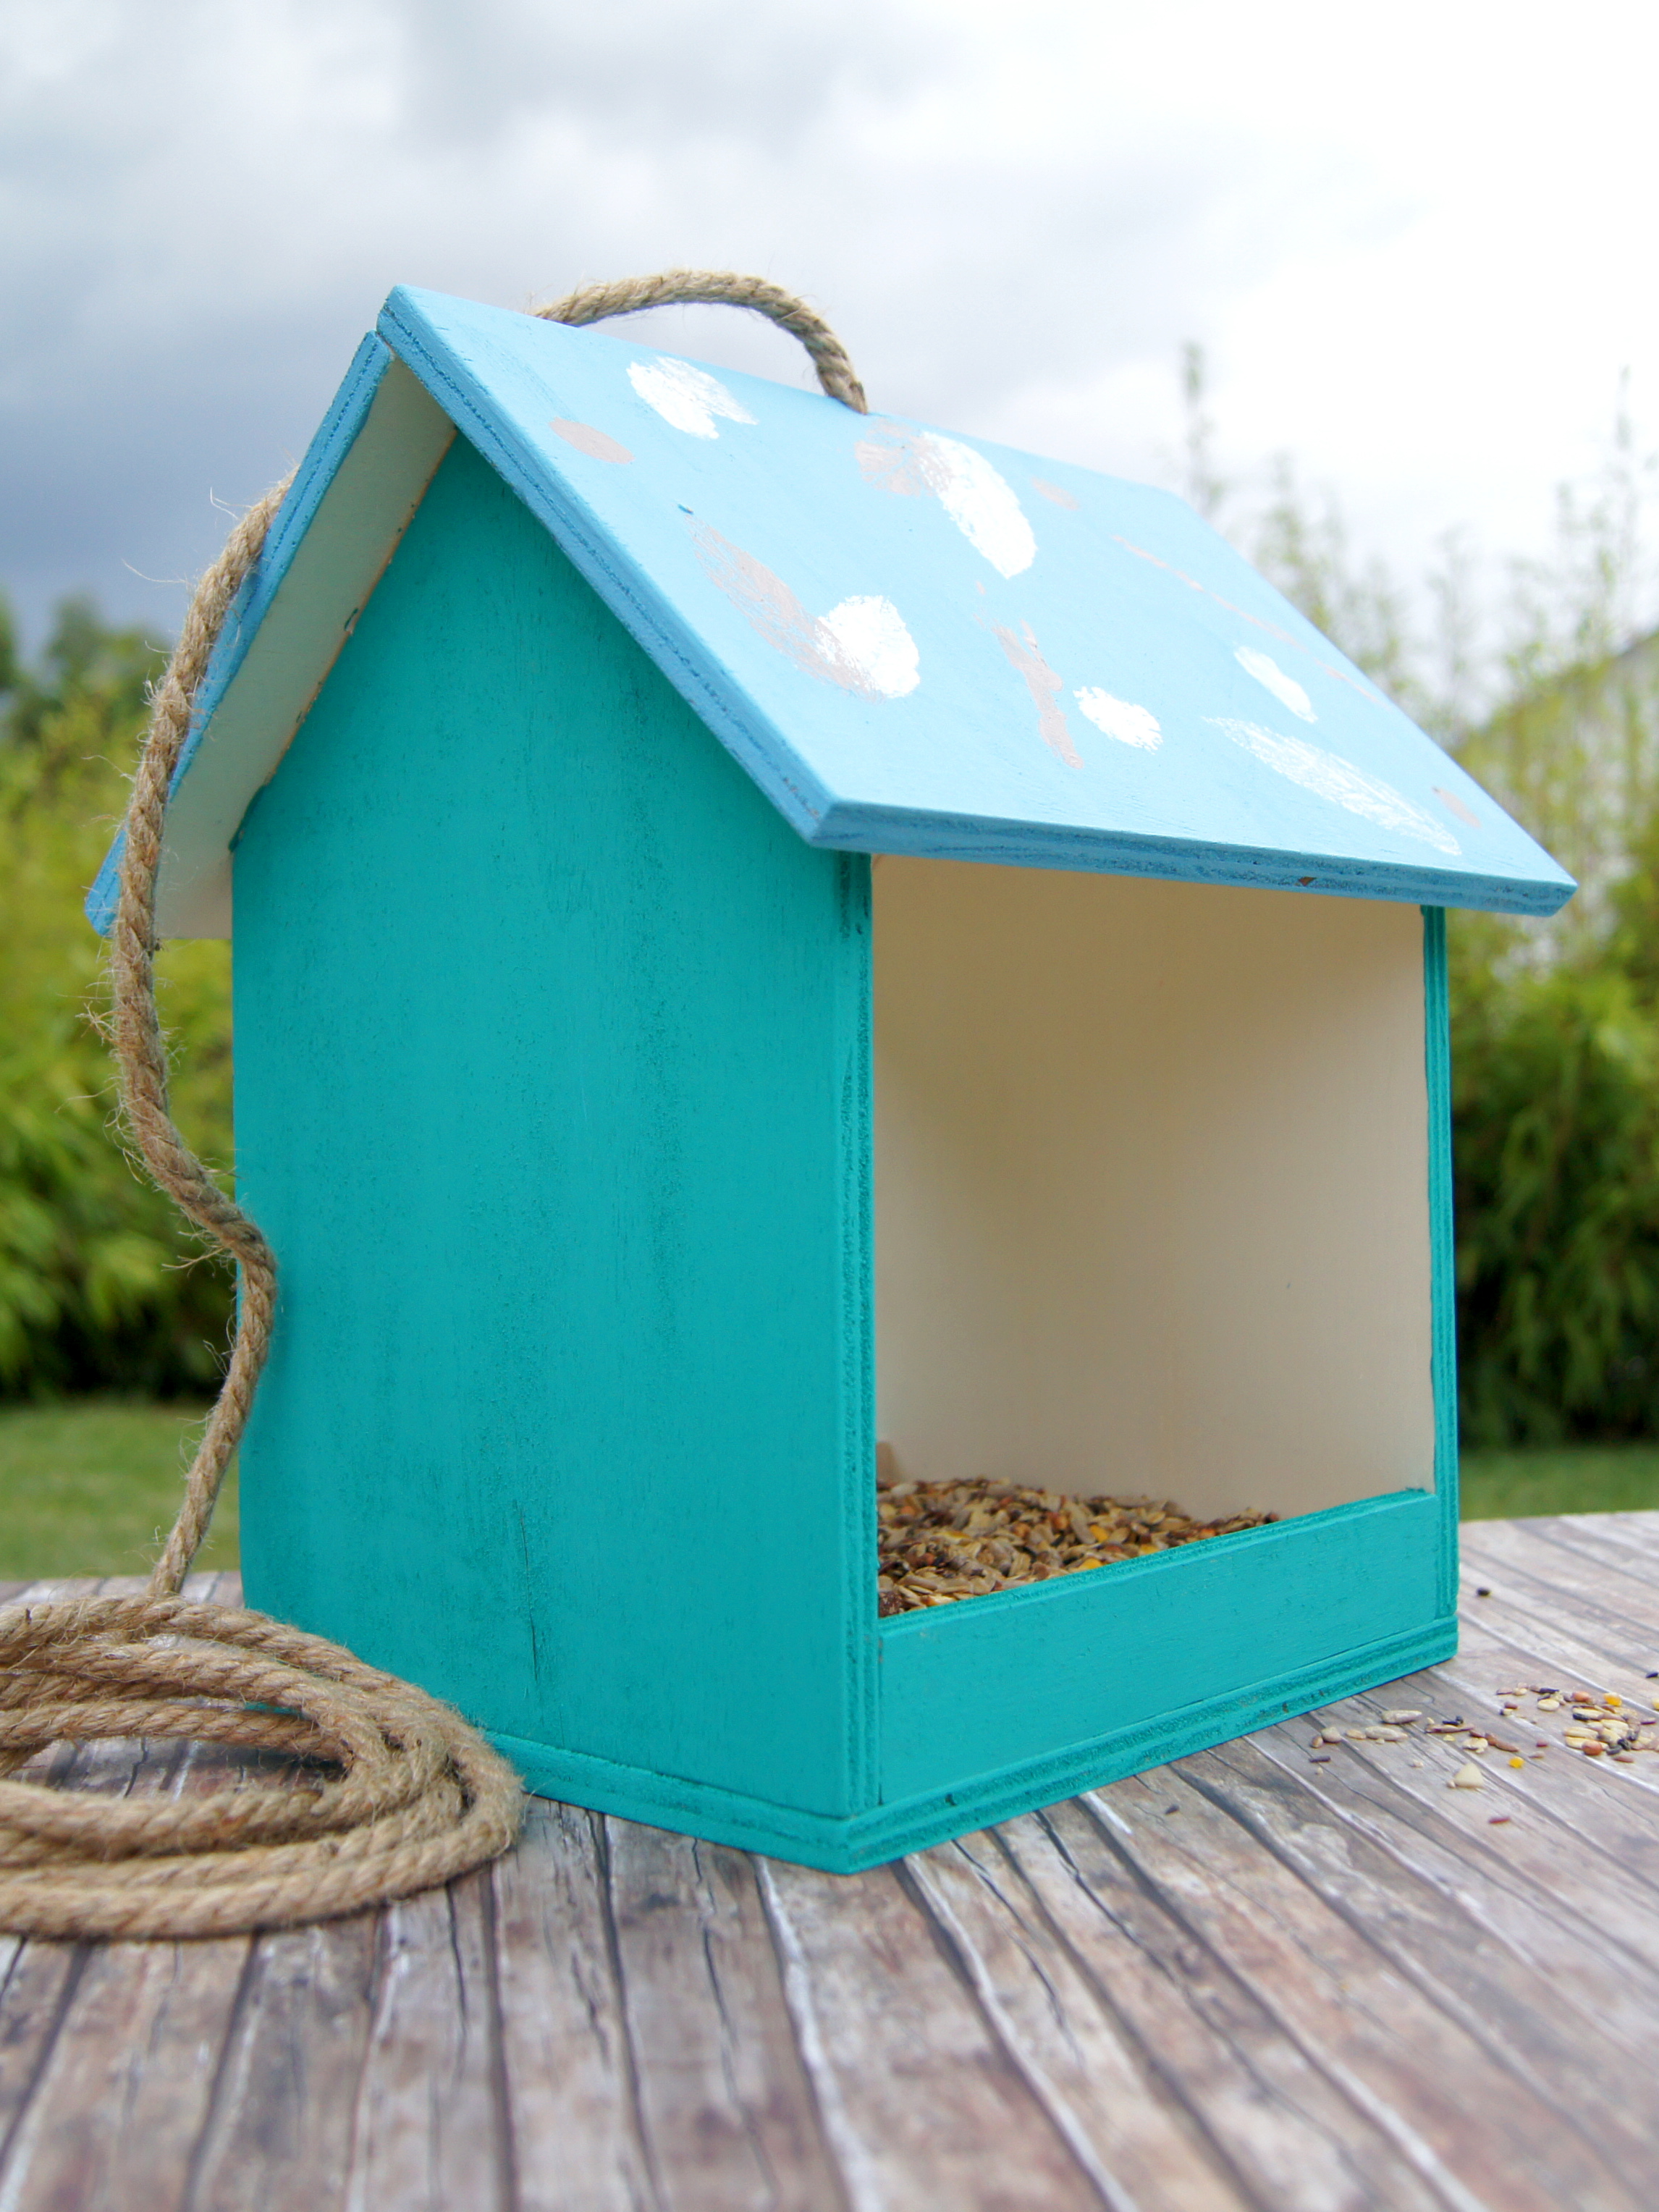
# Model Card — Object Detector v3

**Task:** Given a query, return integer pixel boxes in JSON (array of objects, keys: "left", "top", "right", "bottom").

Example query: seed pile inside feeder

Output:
[{"left": 877, "top": 1476, "right": 1276, "bottom": 1615}]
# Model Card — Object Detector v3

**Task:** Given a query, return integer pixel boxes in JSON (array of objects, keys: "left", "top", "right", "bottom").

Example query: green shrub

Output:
[
  {"left": 0, "top": 600, "right": 235, "bottom": 1398},
  {"left": 1451, "top": 922, "right": 1659, "bottom": 1444}
]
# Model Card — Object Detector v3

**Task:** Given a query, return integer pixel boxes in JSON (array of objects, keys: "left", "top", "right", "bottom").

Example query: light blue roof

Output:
[{"left": 90, "top": 284, "right": 1573, "bottom": 933}]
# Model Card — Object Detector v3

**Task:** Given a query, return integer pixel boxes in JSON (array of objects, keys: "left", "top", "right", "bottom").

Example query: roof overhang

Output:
[{"left": 90, "top": 288, "right": 1574, "bottom": 938}]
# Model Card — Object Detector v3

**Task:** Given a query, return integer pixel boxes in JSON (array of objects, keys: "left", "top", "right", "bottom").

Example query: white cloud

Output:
[{"left": 2, "top": 0, "right": 1656, "bottom": 650}]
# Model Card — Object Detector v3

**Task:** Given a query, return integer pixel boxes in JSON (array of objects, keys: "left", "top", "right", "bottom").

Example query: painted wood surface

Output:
[
  {"left": 5, "top": 1523, "right": 1659, "bottom": 2210},
  {"left": 91, "top": 285, "right": 1574, "bottom": 936},
  {"left": 232, "top": 434, "right": 876, "bottom": 1818}
]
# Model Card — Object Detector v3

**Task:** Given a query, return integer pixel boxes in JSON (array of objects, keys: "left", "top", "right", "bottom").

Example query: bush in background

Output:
[{"left": 0, "top": 597, "right": 235, "bottom": 1397}]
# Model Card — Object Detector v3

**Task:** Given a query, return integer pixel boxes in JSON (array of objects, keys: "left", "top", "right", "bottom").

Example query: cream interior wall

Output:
[{"left": 873, "top": 858, "right": 1435, "bottom": 1520}]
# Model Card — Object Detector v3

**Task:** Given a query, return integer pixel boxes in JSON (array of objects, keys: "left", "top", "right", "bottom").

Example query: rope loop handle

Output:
[{"left": 539, "top": 269, "right": 869, "bottom": 413}]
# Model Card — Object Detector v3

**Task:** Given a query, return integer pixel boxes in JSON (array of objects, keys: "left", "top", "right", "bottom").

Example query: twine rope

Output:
[
  {"left": 538, "top": 268, "right": 869, "bottom": 413},
  {"left": 0, "top": 273, "right": 865, "bottom": 1941}
]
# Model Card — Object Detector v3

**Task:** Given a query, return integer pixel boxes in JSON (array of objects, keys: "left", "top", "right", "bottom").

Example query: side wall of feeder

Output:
[{"left": 231, "top": 433, "right": 879, "bottom": 1820}]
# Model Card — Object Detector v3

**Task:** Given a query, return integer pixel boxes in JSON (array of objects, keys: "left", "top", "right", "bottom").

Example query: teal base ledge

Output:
[{"left": 491, "top": 1611, "right": 1457, "bottom": 1874}]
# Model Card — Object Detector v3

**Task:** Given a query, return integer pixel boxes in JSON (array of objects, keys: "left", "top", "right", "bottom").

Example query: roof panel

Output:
[
  {"left": 96, "top": 285, "right": 1574, "bottom": 932},
  {"left": 379, "top": 286, "right": 1569, "bottom": 914}
]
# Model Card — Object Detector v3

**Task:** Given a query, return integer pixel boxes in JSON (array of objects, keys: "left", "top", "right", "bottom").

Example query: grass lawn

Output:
[
  {"left": 0, "top": 1398, "right": 234, "bottom": 1581},
  {"left": 3, "top": 1399, "right": 1659, "bottom": 1580},
  {"left": 1459, "top": 1443, "right": 1659, "bottom": 1521}
]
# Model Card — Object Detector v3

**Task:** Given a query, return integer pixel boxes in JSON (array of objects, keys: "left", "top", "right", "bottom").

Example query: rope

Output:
[
  {"left": 0, "top": 271, "right": 864, "bottom": 1941},
  {"left": 538, "top": 268, "right": 869, "bottom": 413}
]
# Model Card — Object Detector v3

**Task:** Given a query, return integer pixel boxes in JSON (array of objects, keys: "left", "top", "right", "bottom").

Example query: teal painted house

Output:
[{"left": 90, "top": 288, "right": 1572, "bottom": 1870}]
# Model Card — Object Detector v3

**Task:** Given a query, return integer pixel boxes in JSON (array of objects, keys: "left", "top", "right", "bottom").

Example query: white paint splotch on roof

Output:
[
  {"left": 1236, "top": 645, "right": 1317, "bottom": 722},
  {"left": 995, "top": 622, "right": 1077, "bottom": 764},
  {"left": 1075, "top": 690, "right": 1162, "bottom": 750},
  {"left": 857, "top": 429, "right": 1037, "bottom": 578},
  {"left": 1210, "top": 719, "right": 1460, "bottom": 854},
  {"left": 691, "top": 523, "right": 919, "bottom": 700},
  {"left": 628, "top": 358, "right": 757, "bottom": 439}
]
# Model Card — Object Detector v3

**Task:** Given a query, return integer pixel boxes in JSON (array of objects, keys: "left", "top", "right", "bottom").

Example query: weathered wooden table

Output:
[{"left": 2, "top": 1512, "right": 1656, "bottom": 2211}]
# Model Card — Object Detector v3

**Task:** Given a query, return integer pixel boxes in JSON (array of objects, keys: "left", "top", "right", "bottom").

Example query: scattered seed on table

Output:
[
  {"left": 1490, "top": 1815, "right": 1511, "bottom": 1825},
  {"left": 1508, "top": 1757, "right": 1525, "bottom": 1768},
  {"left": 1450, "top": 1763, "right": 1485, "bottom": 1789},
  {"left": 1475, "top": 1586, "right": 1492, "bottom": 1597},
  {"left": 1309, "top": 1752, "right": 1331, "bottom": 1763},
  {"left": 1380, "top": 1709, "right": 1422, "bottom": 1725}
]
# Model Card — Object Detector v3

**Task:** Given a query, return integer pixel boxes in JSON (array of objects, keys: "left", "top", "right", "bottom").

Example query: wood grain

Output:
[{"left": 1, "top": 1524, "right": 1658, "bottom": 2210}]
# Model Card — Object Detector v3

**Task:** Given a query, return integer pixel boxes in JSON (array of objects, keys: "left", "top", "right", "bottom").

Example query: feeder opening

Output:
[{"left": 872, "top": 858, "right": 1435, "bottom": 1606}]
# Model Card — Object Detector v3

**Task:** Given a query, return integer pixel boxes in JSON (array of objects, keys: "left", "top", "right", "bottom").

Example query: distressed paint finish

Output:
[{"left": 232, "top": 435, "right": 876, "bottom": 1818}]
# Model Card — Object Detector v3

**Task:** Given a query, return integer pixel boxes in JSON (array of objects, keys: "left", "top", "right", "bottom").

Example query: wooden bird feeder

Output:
[{"left": 90, "top": 288, "right": 1572, "bottom": 1868}]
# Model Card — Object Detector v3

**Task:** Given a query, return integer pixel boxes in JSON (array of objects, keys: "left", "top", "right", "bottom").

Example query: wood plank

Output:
[
  {"left": 0, "top": 1575, "right": 257, "bottom": 2211},
  {"left": 0, "top": 1936, "right": 250, "bottom": 2212},
  {"left": 0, "top": 1939, "right": 85, "bottom": 2191},
  {"left": 182, "top": 1915, "right": 379, "bottom": 2211},
  {"left": 1444, "top": 1564, "right": 1659, "bottom": 1728},
  {"left": 1007, "top": 1796, "right": 1461, "bottom": 2212},
  {"left": 1461, "top": 1523, "right": 1659, "bottom": 1646},
  {"left": 1471, "top": 1514, "right": 1659, "bottom": 1590},
  {"left": 1189, "top": 1726, "right": 1659, "bottom": 2176},
  {"left": 604, "top": 1822, "right": 848, "bottom": 2212},
  {"left": 1249, "top": 1689, "right": 1659, "bottom": 2051},
  {"left": 1071, "top": 1770, "right": 1641, "bottom": 2212},
  {"left": 490, "top": 1798, "right": 657, "bottom": 2212},
  {"left": 1297, "top": 1616, "right": 1659, "bottom": 1954},
  {"left": 340, "top": 1871, "right": 510, "bottom": 2212},
  {"left": 900, "top": 1831, "right": 1262, "bottom": 2211},
  {"left": 757, "top": 1856, "right": 1102, "bottom": 2212}
]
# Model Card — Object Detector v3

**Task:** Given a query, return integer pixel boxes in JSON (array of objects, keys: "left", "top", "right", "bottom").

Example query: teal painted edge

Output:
[
  {"left": 376, "top": 289, "right": 1569, "bottom": 921},
  {"left": 840, "top": 853, "right": 879, "bottom": 1810},
  {"left": 813, "top": 804, "right": 1573, "bottom": 919},
  {"left": 1424, "top": 905, "right": 1461, "bottom": 1613},
  {"left": 874, "top": 1483, "right": 1429, "bottom": 1648},
  {"left": 490, "top": 1613, "right": 1456, "bottom": 1874},
  {"left": 85, "top": 333, "right": 393, "bottom": 936}
]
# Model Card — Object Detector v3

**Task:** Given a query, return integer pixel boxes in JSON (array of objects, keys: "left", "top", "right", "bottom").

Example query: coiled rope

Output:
[{"left": 0, "top": 273, "right": 865, "bottom": 1940}]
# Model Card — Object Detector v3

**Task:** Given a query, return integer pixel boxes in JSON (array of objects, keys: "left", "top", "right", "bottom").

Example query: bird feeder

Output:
[{"left": 90, "top": 287, "right": 1572, "bottom": 1868}]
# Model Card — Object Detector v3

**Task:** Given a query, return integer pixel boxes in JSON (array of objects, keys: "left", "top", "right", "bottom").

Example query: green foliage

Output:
[
  {"left": 0, "top": 597, "right": 235, "bottom": 1398},
  {"left": 1450, "top": 928, "right": 1659, "bottom": 1443}
]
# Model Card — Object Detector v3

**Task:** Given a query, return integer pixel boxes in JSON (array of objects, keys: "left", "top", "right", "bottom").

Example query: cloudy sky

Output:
[{"left": 5, "top": 0, "right": 1658, "bottom": 656}]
